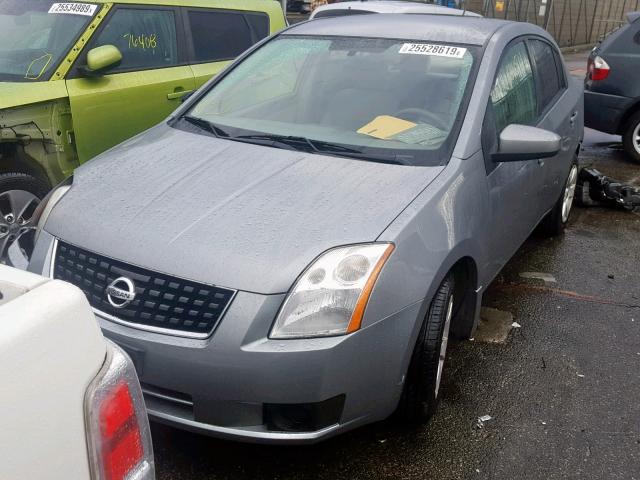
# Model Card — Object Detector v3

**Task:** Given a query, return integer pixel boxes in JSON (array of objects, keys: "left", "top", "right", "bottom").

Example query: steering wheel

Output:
[{"left": 393, "top": 108, "right": 448, "bottom": 131}]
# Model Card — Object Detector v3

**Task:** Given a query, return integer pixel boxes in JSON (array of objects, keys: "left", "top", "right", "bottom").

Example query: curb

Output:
[{"left": 560, "top": 43, "right": 595, "bottom": 54}]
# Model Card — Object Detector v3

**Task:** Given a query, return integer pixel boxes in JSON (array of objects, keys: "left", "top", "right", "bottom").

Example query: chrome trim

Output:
[
  {"left": 142, "top": 388, "right": 194, "bottom": 407},
  {"left": 48, "top": 238, "right": 58, "bottom": 279},
  {"left": 49, "top": 238, "right": 237, "bottom": 340},
  {"left": 148, "top": 407, "right": 346, "bottom": 444}
]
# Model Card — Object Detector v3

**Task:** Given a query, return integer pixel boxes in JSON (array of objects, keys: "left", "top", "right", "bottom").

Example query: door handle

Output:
[
  {"left": 569, "top": 111, "right": 578, "bottom": 126},
  {"left": 167, "top": 89, "right": 194, "bottom": 100},
  {"left": 537, "top": 159, "right": 545, "bottom": 166}
]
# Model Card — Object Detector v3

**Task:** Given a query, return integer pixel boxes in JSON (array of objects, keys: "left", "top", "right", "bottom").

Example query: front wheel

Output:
[
  {"left": 622, "top": 111, "right": 640, "bottom": 164},
  {"left": 539, "top": 161, "right": 579, "bottom": 237},
  {"left": 397, "top": 274, "right": 455, "bottom": 424},
  {"left": 0, "top": 173, "right": 50, "bottom": 269}
]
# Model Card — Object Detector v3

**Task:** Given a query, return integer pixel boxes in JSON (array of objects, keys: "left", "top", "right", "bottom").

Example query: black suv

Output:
[{"left": 585, "top": 11, "right": 640, "bottom": 162}]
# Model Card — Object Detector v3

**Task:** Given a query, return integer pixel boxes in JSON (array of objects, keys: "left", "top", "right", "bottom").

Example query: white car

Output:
[
  {"left": 0, "top": 266, "right": 154, "bottom": 480},
  {"left": 310, "top": 0, "right": 481, "bottom": 19}
]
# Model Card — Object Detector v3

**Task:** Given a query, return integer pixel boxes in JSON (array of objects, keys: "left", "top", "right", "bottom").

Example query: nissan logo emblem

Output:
[{"left": 106, "top": 277, "right": 136, "bottom": 308}]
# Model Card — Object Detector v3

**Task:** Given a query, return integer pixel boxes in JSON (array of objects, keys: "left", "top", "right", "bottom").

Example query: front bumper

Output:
[
  {"left": 100, "top": 293, "right": 420, "bottom": 444},
  {"left": 30, "top": 231, "right": 420, "bottom": 444}
]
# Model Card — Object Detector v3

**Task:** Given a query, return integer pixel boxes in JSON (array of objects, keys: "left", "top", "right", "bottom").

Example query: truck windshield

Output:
[
  {"left": 0, "top": 0, "right": 97, "bottom": 82},
  {"left": 187, "top": 35, "right": 477, "bottom": 166}
]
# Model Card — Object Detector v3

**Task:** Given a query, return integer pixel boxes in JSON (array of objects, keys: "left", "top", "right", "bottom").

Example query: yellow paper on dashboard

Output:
[{"left": 357, "top": 115, "right": 417, "bottom": 140}]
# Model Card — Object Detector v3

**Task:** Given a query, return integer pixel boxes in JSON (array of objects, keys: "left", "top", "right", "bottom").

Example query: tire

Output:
[
  {"left": 539, "top": 160, "right": 579, "bottom": 237},
  {"left": 397, "top": 274, "right": 455, "bottom": 424},
  {"left": 622, "top": 111, "right": 640, "bottom": 164},
  {"left": 0, "top": 173, "right": 50, "bottom": 268}
]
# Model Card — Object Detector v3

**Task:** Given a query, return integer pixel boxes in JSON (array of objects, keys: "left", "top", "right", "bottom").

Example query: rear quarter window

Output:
[{"left": 186, "top": 9, "right": 269, "bottom": 63}]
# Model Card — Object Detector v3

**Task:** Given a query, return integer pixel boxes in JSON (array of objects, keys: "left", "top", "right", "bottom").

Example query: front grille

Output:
[{"left": 52, "top": 241, "right": 236, "bottom": 338}]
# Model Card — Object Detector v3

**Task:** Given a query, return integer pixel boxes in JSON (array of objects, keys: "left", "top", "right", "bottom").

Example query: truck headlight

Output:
[
  {"left": 32, "top": 176, "right": 72, "bottom": 245},
  {"left": 270, "top": 243, "right": 394, "bottom": 339}
]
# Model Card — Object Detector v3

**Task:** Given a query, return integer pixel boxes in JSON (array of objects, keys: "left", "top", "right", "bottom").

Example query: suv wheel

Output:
[
  {"left": 623, "top": 111, "right": 640, "bottom": 163},
  {"left": 539, "top": 160, "right": 578, "bottom": 237},
  {"left": 397, "top": 274, "right": 455, "bottom": 424},
  {"left": 0, "top": 173, "right": 50, "bottom": 269}
]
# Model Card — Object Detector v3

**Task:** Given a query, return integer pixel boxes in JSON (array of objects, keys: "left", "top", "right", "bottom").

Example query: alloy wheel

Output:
[
  {"left": 0, "top": 189, "right": 41, "bottom": 269},
  {"left": 435, "top": 294, "right": 454, "bottom": 397},
  {"left": 561, "top": 165, "right": 578, "bottom": 224},
  {"left": 633, "top": 122, "right": 640, "bottom": 155}
]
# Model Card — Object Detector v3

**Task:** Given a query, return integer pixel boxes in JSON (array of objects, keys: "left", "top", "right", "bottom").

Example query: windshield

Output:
[
  {"left": 187, "top": 35, "right": 477, "bottom": 166},
  {"left": 0, "top": 0, "right": 97, "bottom": 82}
]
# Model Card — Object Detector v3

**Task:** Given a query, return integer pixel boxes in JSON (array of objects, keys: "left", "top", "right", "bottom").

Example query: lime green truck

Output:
[{"left": 0, "top": 0, "right": 286, "bottom": 262}]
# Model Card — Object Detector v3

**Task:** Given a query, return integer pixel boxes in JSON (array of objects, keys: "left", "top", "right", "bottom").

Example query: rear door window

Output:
[
  {"left": 87, "top": 7, "right": 178, "bottom": 72},
  {"left": 186, "top": 9, "right": 269, "bottom": 64},
  {"left": 528, "top": 39, "right": 564, "bottom": 115}
]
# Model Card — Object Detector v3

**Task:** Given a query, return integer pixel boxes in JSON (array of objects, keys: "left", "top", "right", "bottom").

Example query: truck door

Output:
[{"left": 66, "top": 5, "right": 195, "bottom": 162}]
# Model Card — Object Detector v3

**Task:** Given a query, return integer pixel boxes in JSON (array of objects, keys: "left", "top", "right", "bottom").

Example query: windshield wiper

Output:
[
  {"left": 179, "top": 126, "right": 406, "bottom": 165},
  {"left": 233, "top": 134, "right": 321, "bottom": 153},
  {"left": 182, "top": 115, "right": 230, "bottom": 138},
  {"left": 235, "top": 134, "right": 406, "bottom": 164},
  {"left": 234, "top": 134, "right": 372, "bottom": 155}
]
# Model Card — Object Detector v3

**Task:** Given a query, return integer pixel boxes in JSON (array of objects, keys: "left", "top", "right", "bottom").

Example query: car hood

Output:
[
  {"left": 0, "top": 81, "right": 69, "bottom": 110},
  {"left": 46, "top": 125, "right": 444, "bottom": 294}
]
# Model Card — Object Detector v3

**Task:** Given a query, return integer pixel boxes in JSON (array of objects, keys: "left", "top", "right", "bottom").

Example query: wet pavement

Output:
[{"left": 153, "top": 55, "right": 640, "bottom": 480}]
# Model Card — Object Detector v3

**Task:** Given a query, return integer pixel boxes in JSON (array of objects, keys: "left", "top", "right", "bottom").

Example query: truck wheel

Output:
[
  {"left": 397, "top": 274, "right": 455, "bottom": 424},
  {"left": 622, "top": 111, "right": 640, "bottom": 163},
  {"left": 539, "top": 160, "right": 579, "bottom": 237},
  {"left": 0, "top": 173, "right": 50, "bottom": 269}
]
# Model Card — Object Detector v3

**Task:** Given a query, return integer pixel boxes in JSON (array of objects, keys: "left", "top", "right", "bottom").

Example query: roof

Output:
[
  {"left": 286, "top": 13, "right": 508, "bottom": 46},
  {"left": 627, "top": 11, "right": 640, "bottom": 23},
  {"left": 311, "top": 1, "right": 481, "bottom": 18}
]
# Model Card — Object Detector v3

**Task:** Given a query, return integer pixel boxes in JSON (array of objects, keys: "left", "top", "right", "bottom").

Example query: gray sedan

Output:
[{"left": 29, "top": 14, "right": 583, "bottom": 444}]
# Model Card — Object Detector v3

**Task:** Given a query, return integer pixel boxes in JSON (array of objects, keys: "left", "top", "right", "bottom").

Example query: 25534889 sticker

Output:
[
  {"left": 48, "top": 3, "right": 98, "bottom": 16},
  {"left": 399, "top": 43, "right": 467, "bottom": 59}
]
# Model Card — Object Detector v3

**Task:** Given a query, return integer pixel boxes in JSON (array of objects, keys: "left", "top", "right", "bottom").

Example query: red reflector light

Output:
[
  {"left": 588, "top": 55, "right": 610, "bottom": 81},
  {"left": 101, "top": 383, "right": 136, "bottom": 437},
  {"left": 100, "top": 383, "right": 143, "bottom": 480}
]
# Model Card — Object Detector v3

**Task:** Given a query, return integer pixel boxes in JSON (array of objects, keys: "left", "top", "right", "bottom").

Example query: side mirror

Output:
[
  {"left": 492, "top": 124, "right": 561, "bottom": 163},
  {"left": 83, "top": 45, "right": 123, "bottom": 76}
]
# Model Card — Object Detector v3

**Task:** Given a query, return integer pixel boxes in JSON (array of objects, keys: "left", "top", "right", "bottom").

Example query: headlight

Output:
[
  {"left": 270, "top": 243, "right": 394, "bottom": 339},
  {"left": 32, "top": 176, "right": 73, "bottom": 245}
]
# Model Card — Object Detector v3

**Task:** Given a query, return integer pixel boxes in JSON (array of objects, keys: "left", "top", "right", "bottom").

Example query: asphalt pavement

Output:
[{"left": 153, "top": 52, "right": 640, "bottom": 480}]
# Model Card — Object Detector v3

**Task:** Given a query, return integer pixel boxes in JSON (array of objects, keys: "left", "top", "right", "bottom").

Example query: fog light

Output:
[{"left": 264, "top": 395, "right": 345, "bottom": 432}]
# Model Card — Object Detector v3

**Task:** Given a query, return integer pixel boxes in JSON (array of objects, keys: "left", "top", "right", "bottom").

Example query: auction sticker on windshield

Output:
[
  {"left": 399, "top": 44, "right": 467, "bottom": 58},
  {"left": 48, "top": 3, "right": 97, "bottom": 16}
]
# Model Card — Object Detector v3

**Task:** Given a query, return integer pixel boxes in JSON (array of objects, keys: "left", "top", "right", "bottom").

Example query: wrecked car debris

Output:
[
  {"left": 577, "top": 168, "right": 640, "bottom": 211},
  {"left": 476, "top": 415, "right": 493, "bottom": 429}
]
